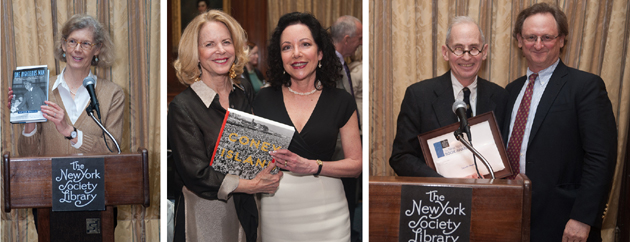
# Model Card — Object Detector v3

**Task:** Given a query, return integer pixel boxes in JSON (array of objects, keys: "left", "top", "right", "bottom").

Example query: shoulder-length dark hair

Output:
[{"left": 267, "top": 12, "right": 341, "bottom": 89}]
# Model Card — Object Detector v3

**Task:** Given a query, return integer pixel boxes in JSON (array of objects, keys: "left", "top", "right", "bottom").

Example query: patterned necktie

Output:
[
  {"left": 462, "top": 87, "right": 472, "bottom": 118},
  {"left": 507, "top": 73, "right": 538, "bottom": 179}
]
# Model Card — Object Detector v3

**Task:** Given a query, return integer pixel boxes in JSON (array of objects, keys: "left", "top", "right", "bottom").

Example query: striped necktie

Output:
[{"left": 506, "top": 73, "right": 538, "bottom": 179}]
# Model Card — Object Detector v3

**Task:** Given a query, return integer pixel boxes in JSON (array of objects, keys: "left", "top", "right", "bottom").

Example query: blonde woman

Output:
[{"left": 168, "top": 10, "right": 281, "bottom": 242}]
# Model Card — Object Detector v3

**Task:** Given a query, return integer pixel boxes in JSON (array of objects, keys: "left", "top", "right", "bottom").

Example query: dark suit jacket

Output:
[
  {"left": 502, "top": 60, "right": 617, "bottom": 242},
  {"left": 24, "top": 85, "right": 45, "bottom": 111},
  {"left": 390, "top": 71, "right": 509, "bottom": 177}
]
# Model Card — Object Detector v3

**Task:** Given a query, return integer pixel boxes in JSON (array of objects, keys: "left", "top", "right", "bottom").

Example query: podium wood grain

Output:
[
  {"left": 370, "top": 175, "right": 531, "bottom": 242},
  {"left": 3, "top": 149, "right": 149, "bottom": 242}
]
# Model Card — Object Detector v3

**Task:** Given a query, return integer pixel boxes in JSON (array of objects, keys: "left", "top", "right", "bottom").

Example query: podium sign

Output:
[
  {"left": 399, "top": 185, "right": 472, "bottom": 242},
  {"left": 370, "top": 176, "right": 531, "bottom": 242},
  {"left": 52, "top": 157, "right": 105, "bottom": 211}
]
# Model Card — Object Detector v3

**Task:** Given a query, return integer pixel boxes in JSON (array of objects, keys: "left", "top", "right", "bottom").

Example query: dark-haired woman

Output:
[{"left": 253, "top": 12, "right": 362, "bottom": 242}]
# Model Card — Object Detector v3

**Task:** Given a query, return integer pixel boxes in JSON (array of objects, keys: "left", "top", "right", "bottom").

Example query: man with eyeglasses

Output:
[
  {"left": 390, "top": 16, "right": 508, "bottom": 177},
  {"left": 504, "top": 3, "right": 616, "bottom": 242}
]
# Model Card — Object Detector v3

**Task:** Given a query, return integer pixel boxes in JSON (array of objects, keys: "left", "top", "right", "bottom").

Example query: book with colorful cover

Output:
[
  {"left": 210, "top": 108, "right": 295, "bottom": 179},
  {"left": 10, "top": 65, "right": 50, "bottom": 123}
]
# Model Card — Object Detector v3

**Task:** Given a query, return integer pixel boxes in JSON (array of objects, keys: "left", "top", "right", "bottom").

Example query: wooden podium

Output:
[
  {"left": 3, "top": 148, "right": 150, "bottom": 242},
  {"left": 370, "top": 175, "right": 531, "bottom": 242}
]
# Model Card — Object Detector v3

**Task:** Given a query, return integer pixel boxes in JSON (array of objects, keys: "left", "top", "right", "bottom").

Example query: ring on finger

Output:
[{"left": 285, "top": 161, "right": 287, "bottom": 166}]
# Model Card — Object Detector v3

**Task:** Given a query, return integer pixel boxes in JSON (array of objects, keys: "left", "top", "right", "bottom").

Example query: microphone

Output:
[
  {"left": 452, "top": 100, "right": 471, "bottom": 141},
  {"left": 83, "top": 77, "right": 101, "bottom": 119}
]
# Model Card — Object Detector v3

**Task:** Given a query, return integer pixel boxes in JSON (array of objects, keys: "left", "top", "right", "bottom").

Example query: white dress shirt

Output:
[
  {"left": 507, "top": 59, "right": 560, "bottom": 174},
  {"left": 24, "top": 68, "right": 97, "bottom": 149},
  {"left": 451, "top": 72, "right": 478, "bottom": 116}
]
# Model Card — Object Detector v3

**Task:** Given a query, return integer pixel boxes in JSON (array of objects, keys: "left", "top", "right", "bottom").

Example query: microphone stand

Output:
[
  {"left": 86, "top": 105, "right": 121, "bottom": 154},
  {"left": 454, "top": 129, "right": 495, "bottom": 179}
]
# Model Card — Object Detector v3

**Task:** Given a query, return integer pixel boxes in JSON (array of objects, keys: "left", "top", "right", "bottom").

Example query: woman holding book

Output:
[
  {"left": 253, "top": 12, "right": 362, "bottom": 242},
  {"left": 7, "top": 14, "right": 123, "bottom": 156},
  {"left": 168, "top": 10, "right": 282, "bottom": 242},
  {"left": 5, "top": 14, "right": 124, "bottom": 236}
]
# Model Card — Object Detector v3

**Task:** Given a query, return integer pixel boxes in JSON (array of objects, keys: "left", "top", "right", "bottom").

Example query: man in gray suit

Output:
[
  {"left": 331, "top": 15, "right": 363, "bottom": 242},
  {"left": 390, "top": 16, "right": 508, "bottom": 177},
  {"left": 331, "top": 15, "right": 362, "bottom": 111}
]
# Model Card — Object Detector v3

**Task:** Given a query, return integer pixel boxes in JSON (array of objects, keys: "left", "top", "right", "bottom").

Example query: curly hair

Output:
[
  {"left": 174, "top": 10, "right": 248, "bottom": 86},
  {"left": 266, "top": 12, "right": 341, "bottom": 89},
  {"left": 54, "top": 14, "right": 115, "bottom": 68},
  {"left": 513, "top": 3, "right": 568, "bottom": 53}
]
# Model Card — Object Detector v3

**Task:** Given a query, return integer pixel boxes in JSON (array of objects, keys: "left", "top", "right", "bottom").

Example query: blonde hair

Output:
[{"left": 174, "top": 10, "right": 248, "bottom": 86}]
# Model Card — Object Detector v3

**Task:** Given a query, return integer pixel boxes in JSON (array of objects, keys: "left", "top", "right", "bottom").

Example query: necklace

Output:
[
  {"left": 287, "top": 81, "right": 322, "bottom": 96},
  {"left": 68, "top": 85, "right": 79, "bottom": 95}
]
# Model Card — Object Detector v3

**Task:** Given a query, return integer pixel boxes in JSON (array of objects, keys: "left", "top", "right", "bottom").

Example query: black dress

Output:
[
  {"left": 253, "top": 86, "right": 356, "bottom": 241},
  {"left": 253, "top": 86, "right": 355, "bottom": 160}
]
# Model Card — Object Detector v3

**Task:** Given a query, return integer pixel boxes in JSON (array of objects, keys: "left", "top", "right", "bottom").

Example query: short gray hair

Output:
[
  {"left": 445, "top": 16, "right": 486, "bottom": 45},
  {"left": 54, "top": 14, "right": 115, "bottom": 68},
  {"left": 330, "top": 15, "right": 361, "bottom": 43}
]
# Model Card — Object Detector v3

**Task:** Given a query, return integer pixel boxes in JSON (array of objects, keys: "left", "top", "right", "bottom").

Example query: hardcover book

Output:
[
  {"left": 10, "top": 65, "right": 50, "bottom": 123},
  {"left": 211, "top": 108, "right": 295, "bottom": 179}
]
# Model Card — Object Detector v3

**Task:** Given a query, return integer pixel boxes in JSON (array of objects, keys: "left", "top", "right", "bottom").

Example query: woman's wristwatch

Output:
[
  {"left": 65, "top": 127, "right": 77, "bottom": 140},
  {"left": 314, "top": 159, "right": 323, "bottom": 176}
]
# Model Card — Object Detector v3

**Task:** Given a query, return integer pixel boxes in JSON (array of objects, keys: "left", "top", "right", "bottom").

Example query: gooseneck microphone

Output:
[
  {"left": 83, "top": 76, "right": 120, "bottom": 154},
  {"left": 452, "top": 100, "right": 471, "bottom": 141},
  {"left": 83, "top": 77, "right": 101, "bottom": 119}
]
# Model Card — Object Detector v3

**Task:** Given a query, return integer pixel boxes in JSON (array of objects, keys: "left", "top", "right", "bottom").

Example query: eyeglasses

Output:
[
  {"left": 63, "top": 38, "right": 98, "bottom": 50},
  {"left": 522, "top": 35, "right": 559, "bottom": 43},
  {"left": 446, "top": 45, "right": 484, "bottom": 57}
]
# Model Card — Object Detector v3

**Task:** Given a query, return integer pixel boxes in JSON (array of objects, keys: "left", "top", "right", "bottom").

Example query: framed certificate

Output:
[{"left": 417, "top": 111, "right": 512, "bottom": 179}]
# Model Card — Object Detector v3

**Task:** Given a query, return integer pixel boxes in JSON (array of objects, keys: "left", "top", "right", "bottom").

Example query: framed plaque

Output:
[{"left": 418, "top": 111, "right": 512, "bottom": 179}]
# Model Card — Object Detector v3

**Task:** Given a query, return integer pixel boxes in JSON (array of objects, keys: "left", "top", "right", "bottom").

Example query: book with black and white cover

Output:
[
  {"left": 10, "top": 65, "right": 50, "bottom": 123},
  {"left": 210, "top": 108, "right": 295, "bottom": 180}
]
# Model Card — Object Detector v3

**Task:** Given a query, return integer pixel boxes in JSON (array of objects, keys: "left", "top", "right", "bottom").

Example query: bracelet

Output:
[{"left": 314, "top": 159, "right": 323, "bottom": 176}]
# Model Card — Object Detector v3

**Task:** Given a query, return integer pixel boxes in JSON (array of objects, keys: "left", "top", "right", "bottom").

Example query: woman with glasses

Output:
[
  {"left": 6, "top": 14, "right": 124, "bottom": 236},
  {"left": 7, "top": 14, "right": 123, "bottom": 156}
]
